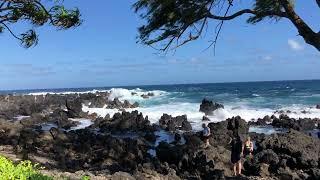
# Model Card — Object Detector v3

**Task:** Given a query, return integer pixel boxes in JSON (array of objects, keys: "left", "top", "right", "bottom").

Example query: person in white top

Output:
[{"left": 202, "top": 123, "right": 211, "bottom": 148}]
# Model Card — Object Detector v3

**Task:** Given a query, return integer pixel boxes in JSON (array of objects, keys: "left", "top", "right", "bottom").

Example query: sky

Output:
[{"left": 0, "top": 0, "right": 319, "bottom": 90}]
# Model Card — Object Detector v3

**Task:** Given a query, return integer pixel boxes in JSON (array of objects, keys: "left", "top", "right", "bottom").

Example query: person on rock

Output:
[
  {"left": 202, "top": 123, "right": 211, "bottom": 148},
  {"left": 242, "top": 136, "right": 254, "bottom": 158},
  {"left": 230, "top": 133, "right": 243, "bottom": 176}
]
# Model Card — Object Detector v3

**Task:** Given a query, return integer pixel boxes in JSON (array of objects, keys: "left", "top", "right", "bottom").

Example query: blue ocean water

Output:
[{"left": 4, "top": 80, "right": 320, "bottom": 130}]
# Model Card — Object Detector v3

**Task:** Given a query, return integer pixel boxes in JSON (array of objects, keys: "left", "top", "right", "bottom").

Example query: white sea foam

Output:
[
  {"left": 107, "top": 88, "right": 167, "bottom": 102},
  {"left": 68, "top": 118, "right": 93, "bottom": 131},
  {"left": 27, "top": 88, "right": 167, "bottom": 103},
  {"left": 82, "top": 102, "right": 320, "bottom": 132},
  {"left": 14, "top": 115, "right": 30, "bottom": 121},
  {"left": 28, "top": 89, "right": 108, "bottom": 96},
  {"left": 28, "top": 87, "right": 320, "bottom": 134},
  {"left": 249, "top": 126, "right": 286, "bottom": 135}
]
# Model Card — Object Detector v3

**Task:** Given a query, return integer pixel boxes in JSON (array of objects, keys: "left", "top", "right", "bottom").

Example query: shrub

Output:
[{"left": 0, "top": 155, "right": 53, "bottom": 180}]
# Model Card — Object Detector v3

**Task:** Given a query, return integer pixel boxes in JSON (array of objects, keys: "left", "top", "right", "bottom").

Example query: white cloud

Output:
[{"left": 288, "top": 39, "right": 304, "bottom": 51}]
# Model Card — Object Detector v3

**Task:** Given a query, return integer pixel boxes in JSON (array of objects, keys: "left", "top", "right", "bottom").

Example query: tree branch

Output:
[
  {"left": 207, "top": 9, "right": 288, "bottom": 20},
  {"left": 317, "top": 0, "right": 320, "bottom": 8},
  {"left": 158, "top": 4, "right": 289, "bottom": 53},
  {"left": 0, "top": 22, "right": 22, "bottom": 41},
  {"left": 160, "top": 1, "right": 215, "bottom": 51},
  {"left": 279, "top": 0, "right": 320, "bottom": 51}
]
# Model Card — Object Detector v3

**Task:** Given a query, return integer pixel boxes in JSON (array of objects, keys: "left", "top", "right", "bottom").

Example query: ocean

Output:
[{"left": 4, "top": 80, "right": 320, "bottom": 131}]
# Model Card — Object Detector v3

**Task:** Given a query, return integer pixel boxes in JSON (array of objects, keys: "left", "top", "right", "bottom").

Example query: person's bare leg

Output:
[
  {"left": 233, "top": 164, "right": 237, "bottom": 176},
  {"left": 238, "top": 161, "right": 242, "bottom": 175},
  {"left": 206, "top": 139, "right": 210, "bottom": 147}
]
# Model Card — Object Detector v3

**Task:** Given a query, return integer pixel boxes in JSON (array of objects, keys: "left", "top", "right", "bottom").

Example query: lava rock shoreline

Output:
[{"left": 0, "top": 93, "right": 319, "bottom": 179}]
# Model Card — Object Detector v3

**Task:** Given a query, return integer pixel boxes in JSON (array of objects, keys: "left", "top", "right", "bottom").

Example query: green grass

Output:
[
  {"left": 81, "top": 176, "right": 90, "bottom": 180},
  {"left": 0, "top": 155, "right": 53, "bottom": 180}
]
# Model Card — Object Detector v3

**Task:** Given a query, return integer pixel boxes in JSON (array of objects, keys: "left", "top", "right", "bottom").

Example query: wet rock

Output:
[
  {"left": 66, "top": 98, "right": 82, "bottom": 118},
  {"left": 106, "top": 98, "right": 139, "bottom": 109},
  {"left": 316, "top": 104, "right": 320, "bottom": 109},
  {"left": 88, "top": 96, "right": 106, "bottom": 108},
  {"left": 159, "top": 114, "right": 192, "bottom": 132},
  {"left": 202, "top": 116, "right": 210, "bottom": 121},
  {"left": 97, "top": 111, "right": 152, "bottom": 132},
  {"left": 50, "top": 109, "right": 79, "bottom": 129},
  {"left": 174, "top": 133, "right": 182, "bottom": 144},
  {"left": 181, "top": 120, "right": 192, "bottom": 131},
  {"left": 144, "top": 132, "right": 156, "bottom": 143},
  {"left": 249, "top": 115, "right": 271, "bottom": 126},
  {"left": 141, "top": 93, "right": 154, "bottom": 99},
  {"left": 199, "top": 99, "right": 224, "bottom": 115}
]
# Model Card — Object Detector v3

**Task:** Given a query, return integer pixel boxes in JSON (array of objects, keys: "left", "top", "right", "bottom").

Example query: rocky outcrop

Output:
[
  {"left": 66, "top": 98, "right": 83, "bottom": 118},
  {"left": 49, "top": 109, "right": 79, "bottom": 129},
  {"left": 271, "top": 114, "right": 317, "bottom": 131},
  {"left": 242, "top": 129, "right": 320, "bottom": 179},
  {"left": 159, "top": 114, "right": 192, "bottom": 132},
  {"left": 202, "top": 116, "right": 210, "bottom": 121},
  {"left": 208, "top": 116, "right": 249, "bottom": 147},
  {"left": 106, "top": 98, "right": 139, "bottom": 109},
  {"left": 199, "top": 99, "right": 224, "bottom": 115},
  {"left": 95, "top": 111, "right": 152, "bottom": 132},
  {"left": 155, "top": 141, "right": 225, "bottom": 179},
  {"left": 257, "top": 130, "right": 320, "bottom": 169},
  {"left": 248, "top": 115, "right": 273, "bottom": 126},
  {"left": 141, "top": 93, "right": 154, "bottom": 99}
]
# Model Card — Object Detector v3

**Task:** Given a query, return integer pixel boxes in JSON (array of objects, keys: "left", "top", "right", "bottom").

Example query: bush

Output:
[{"left": 0, "top": 155, "right": 52, "bottom": 180}]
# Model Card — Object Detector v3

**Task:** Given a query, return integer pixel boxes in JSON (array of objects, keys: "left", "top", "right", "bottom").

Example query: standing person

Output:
[
  {"left": 230, "top": 134, "right": 243, "bottom": 176},
  {"left": 202, "top": 123, "right": 211, "bottom": 148},
  {"left": 243, "top": 136, "right": 254, "bottom": 158}
]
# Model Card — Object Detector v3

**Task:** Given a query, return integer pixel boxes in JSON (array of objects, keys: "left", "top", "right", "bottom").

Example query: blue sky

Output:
[{"left": 0, "top": 0, "right": 319, "bottom": 90}]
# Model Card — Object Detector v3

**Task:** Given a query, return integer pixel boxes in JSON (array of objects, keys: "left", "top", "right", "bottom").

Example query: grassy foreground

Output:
[
  {"left": 0, "top": 155, "right": 91, "bottom": 180},
  {"left": 0, "top": 155, "right": 53, "bottom": 180}
]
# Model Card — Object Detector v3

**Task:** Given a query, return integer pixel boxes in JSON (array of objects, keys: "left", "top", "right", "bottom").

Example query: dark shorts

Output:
[
  {"left": 231, "top": 153, "right": 241, "bottom": 164},
  {"left": 244, "top": 148, "right": 253, "bottom": 157},
  {"left": 202, "top": 135, "right": 210, "bottom": 141}
]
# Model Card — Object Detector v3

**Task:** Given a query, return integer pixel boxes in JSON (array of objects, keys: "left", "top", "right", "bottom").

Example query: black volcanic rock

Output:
[
  {"left": 207, "top": 116, "right": 248, "bottom": 148},
  {"left": 159, "top": 114, "right": 192, "bottom": 132},
  {"left": 249, "top": 115, "right": 272, "bottom": 126},
  {"left": 106, "top": 98, "right": 139, "bottom": 109},
  {"left": 96, "top": 110, "right": 152, "bottom": 132},
  {"left": 272, "top": 115, "right": 316, "bottom": 131},
  {"left": 202, "top": 116, "right": 210, "bottom": 121},
  {"left": 66, "top": 98, "right": 82, "bottom": 118},
  {"left": 199, "top": 99, "right": 224, "bottom": 115},
  {"left": 257, "top": 129, "right": 320, "bottom": 169}
]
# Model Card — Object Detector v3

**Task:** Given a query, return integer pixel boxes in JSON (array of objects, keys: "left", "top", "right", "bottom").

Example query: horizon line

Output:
[{"left": 1, "top": 78, "right": 319, "bottom": 92}]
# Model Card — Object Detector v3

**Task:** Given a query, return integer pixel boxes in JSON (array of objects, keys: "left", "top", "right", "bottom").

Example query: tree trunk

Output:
[{"left": 280, "top": 0, "right": 320, "bottom": 51}]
